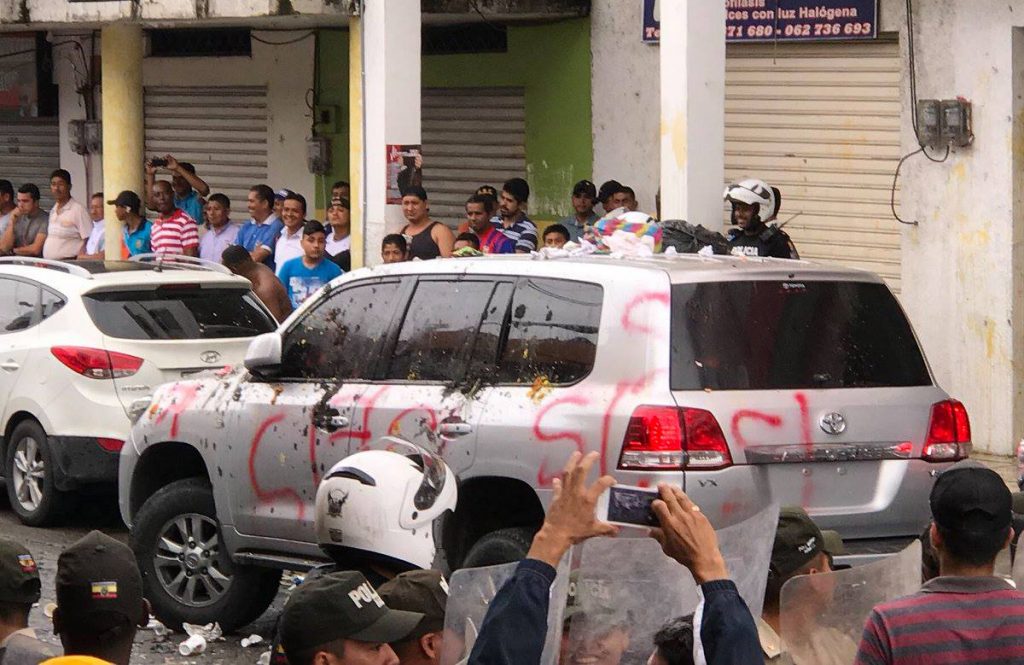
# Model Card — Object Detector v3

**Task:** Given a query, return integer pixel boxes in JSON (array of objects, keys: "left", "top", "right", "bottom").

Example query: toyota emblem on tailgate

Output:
[
  {"left": 200, "top": 350, "right": 222, "bottom": 364},
  {"left": 820, "top": 412, "right": 847, "bottom": 435}
]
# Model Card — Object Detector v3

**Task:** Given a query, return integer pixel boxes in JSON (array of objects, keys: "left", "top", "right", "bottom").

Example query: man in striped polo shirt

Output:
[
  {"left": 149, "top": 180, "right": 198, "bottom": 257},
  {"left": 855, "top": 461, "right": 1024, "bottom": 664}
]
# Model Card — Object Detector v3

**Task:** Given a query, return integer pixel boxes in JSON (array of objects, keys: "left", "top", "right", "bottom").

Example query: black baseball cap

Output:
[
  {"left": 572, "top": 180, "right": 597, "bottom": 199},
  {"left": 56, "top": 531, "right": 145, "bottom": 629},
  {"left": 281, "top": 572, "right": 423, "bottom": 654},
  {"left": 0, "top": 538, "right": 40, "bottom": 604},
  {"left": 770, "top": 507, "right": 844, "bottom": 578},
  {"left": 108, "top": 190, "right": 142, "bottom": 214},
  {"left": 378, "top": 569, "right": 448, "bottom": 638},
  {"left": 597, "top": 180, "right": 624, "bottom": 204},
  {"left": 931, "top": 460, "right": 1012, "bottom": 532},
  {"left": 401, "top": 185, "right": 428, "bottom": 201}
]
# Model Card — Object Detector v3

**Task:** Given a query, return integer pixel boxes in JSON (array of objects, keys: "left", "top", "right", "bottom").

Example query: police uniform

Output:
[{"left": 728, "top": 224, "right": 799, "bottom": 259}]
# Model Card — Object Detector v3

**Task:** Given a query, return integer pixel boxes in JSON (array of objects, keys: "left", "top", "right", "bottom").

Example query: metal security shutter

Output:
[
  {"left": 144, "top": 86, "right": 268, "bottom": 210},
  {"left": 0, "top": 119, "right": 59, "bottom": 208},
  {"left": 725, "top": 40, "right": 902, "bottom": 290},
  {"left": 421, "top": 87, "right": 526, "bottom": 225}
]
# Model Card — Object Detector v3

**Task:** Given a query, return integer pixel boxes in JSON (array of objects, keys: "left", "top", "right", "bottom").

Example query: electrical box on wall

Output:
[
  {"left": 314, "top": 105, "right": 339, "bottom": 134},
  {"left": 917, "top": 98, "right": 972, "bottom": 149},
  {"left": 68, "top": 120, "right": 87, "bottom": 155},
  {"left": 307, "top": 136, "right": 331, "bottom": 175},
  {"left": 84, "top": 121, "right": 102, "bottom": 154}
]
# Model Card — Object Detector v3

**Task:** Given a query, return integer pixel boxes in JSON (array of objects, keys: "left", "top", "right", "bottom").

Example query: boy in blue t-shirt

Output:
[{"left": 276, "top": 220, "right": 343, "bottom": 309}]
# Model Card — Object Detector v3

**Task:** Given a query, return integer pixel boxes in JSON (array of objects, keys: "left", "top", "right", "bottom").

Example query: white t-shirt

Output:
[
  {"left": 326, "top": 232, "right": 351, "bottom": 256},
  {"left": 274, "top": 226, "right": 304, "bottom": 277},
  {"left": 85, "top": 220, "right": 105, "bottom": 255},
  {"left": 0, "top": 209, "right": 13, "bottom": 236}
]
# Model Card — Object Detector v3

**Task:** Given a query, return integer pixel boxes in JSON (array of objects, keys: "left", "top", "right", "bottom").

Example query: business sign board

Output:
[{"left": 643, "top": 0, "right": 879, "bottom": 44}]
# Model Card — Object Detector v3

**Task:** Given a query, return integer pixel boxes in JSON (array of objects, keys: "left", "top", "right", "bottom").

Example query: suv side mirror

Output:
[{"left": 245, "top": 332, "right": 283, "bottom": 375}]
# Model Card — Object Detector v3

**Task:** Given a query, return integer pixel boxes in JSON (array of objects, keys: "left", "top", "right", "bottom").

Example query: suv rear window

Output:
[
  {"left": 670, "top": 281, "right": 931, "bottom": 390},
  {"left": 83, "top": 288, "right": 276, "bottom": 340}
]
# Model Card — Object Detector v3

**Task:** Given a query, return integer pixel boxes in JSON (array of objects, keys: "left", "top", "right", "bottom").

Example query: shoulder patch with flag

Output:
[
  {"left": 91, "top": 581, "right": 118, "bottom": 599},
  {"left": 17, "top": 554, "right": 36, "bottom": 573}
]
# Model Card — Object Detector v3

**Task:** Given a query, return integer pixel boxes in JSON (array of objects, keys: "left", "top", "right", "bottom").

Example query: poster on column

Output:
[
  {"left": 386, "top": 144, "right": 423, "bottom": 204},
  {"left": 642, "top": 0, "right": 878, "bottom": 44}
]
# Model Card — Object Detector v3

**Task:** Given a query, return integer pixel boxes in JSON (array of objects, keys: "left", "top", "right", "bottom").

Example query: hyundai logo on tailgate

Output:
[
  {"left": 819, "top": 412, "right": 847, "bottom": 436},
  {"left": 199, "top": 350, "right": 222, "bottom": 364}
]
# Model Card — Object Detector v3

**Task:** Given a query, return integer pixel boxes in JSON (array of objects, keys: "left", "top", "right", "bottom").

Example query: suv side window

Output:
[
  {"left": 280, "top": 280, "right": 402, "bottom": 380},
  {"left": 0, "top": 278, "right": 40, "bottom": 333},
  {"left": 495, "top": 278, "right": 602, "bottom": 385},
  {"left": 39, "top": 288, "right": 66, "bottom": 321},
  {"left": 385, "top": 279, "right": 501, "bottom": 382}
]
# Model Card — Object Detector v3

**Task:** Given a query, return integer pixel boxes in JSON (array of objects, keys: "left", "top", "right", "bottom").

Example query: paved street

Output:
[{"left": 0, "top": 485, "right": 284, "bottom": 665}]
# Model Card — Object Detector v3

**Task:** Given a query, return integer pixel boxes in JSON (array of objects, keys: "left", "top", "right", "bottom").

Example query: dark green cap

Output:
[
  {"left": 281, "top": 572, "right": 423, "bottom": 655},
  {"left": 0, "top": 538, "right": 40, "bottom": 604},
  {"left": 378, "top": 569, "right": 448, "bottom": 638},
  {"left": 771, "top": 507, "right": 843, "bottom": 578}
]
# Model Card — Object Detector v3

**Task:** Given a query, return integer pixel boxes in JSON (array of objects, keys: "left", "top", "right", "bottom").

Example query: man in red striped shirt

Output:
[
  {"left": 150, "top": 180, "right": 198, "bottom": 257},
  {"left": 855, "top": 461, "right": 1024, "bottom": 664}
]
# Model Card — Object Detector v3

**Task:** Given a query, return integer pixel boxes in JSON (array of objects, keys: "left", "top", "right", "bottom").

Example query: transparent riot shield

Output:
[
  {"left": 439, "top": 557, "right": 570, "bottom": 665},
  {"left": 780, "top": 540, "right": 922, "bottom": 665},
  {"left": 1013, "top": 542, "right": 1024, "bottom": 589},
  {"left": 566, "top": 503, "right": 779, "bottom": 665}
]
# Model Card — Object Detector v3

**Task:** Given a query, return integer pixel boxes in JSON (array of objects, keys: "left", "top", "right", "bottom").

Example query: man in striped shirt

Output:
[
  {"left": 149, "top": 181, "right": 198, "bottom": 256},
  {"left": 855, "top": 461, "right": 1024, "bottom": 664}
]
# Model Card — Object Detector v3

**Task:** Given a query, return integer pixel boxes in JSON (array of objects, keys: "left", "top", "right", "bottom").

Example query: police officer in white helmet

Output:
[
  {"left": 724, "top": 179, "right": 799, "bottom": 259},
  {"left": 270, "top": 439, "right": 458, "bottom": 665}
]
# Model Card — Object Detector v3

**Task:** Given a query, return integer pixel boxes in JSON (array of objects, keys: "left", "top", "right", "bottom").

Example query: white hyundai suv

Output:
[{"left": 0, "top": 256, "right": 276, "bottom": 526}]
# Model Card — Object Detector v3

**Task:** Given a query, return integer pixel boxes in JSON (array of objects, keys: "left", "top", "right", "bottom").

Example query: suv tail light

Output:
[
  {"left": 51, "top": 347, "right": 143, "bottom": 380},
  {"left": 922, "top": 399, "right": 971, "bottom": 462},
  {"left": 618, "top": 405, "right": 732, "bottom": 471}
]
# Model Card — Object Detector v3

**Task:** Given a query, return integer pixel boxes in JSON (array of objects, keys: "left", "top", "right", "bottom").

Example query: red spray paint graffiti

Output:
[
  {"left": 620, "top": 291, "right": 671, "bottom": 337},
  {"left": 152, "top": 383, "right": 202, "bottom": 439},
  {"left": 533, "top": 394, "right": 590, "bottom": 486},
  {"left": 248, "top": 412, "right": 305, "bottom": 520}
]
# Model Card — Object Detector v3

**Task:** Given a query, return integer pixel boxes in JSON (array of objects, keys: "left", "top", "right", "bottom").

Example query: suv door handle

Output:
[
  {"left": 315, "top": 409, "right": 349, "bottom": 432},
  {"left": 439, "top": 421, "right": 473, "bottom": 437},
  {"left": 0, "top": 361, "right": 19, "bottom": 372}
]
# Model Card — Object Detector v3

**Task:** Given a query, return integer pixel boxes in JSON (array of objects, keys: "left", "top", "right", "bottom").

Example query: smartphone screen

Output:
[{"left": 605, "top": 486, "right": 659, "bottom": 527}]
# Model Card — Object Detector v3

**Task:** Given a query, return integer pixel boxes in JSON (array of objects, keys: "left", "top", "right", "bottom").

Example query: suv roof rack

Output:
[
  {"left": 129, "top": 253, "right": 233, "bottom": 276},
  {"left": 0, "top": 257, "right": 94, "bottom": 279}
]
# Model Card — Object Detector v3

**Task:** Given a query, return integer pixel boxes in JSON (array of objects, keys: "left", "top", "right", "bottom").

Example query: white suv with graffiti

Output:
[{"left": 119, "top": 254, "right": 968, "bottom": 629}]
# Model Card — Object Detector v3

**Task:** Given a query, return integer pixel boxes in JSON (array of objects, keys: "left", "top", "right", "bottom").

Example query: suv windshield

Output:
[
  {"left": 84, "top": 288, "right": 276, "bottom": 340},
  {"left": 670, "top": 280, "right": 930, "bottom": 390}
]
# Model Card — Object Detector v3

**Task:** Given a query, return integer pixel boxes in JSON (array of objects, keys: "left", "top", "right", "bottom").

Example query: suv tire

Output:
[
  {"left": 5, "top": 419, "right": 65, "bottom": 526},
  {"left": 130, "top": 478, "right": 280, "bottom": 632},
  {"left": 461, "top": 526, "right": 537, "bottom": 568}
]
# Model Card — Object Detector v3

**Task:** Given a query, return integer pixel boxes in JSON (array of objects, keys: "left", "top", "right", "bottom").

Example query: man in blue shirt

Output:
[
  {"left": 144, "top": 155, "right": 209, "bottom": 224},
  {"left": 236, "top": 184, "right": 285, "bottom": 271},
  {"left": 557, "top": 179, "right": 599, "bottom": 243},
  {"left": 109, "top": 190, "right": 151, "bottom": 257},
  {"left": 276, "top": 220, "right": 343, "bottom": 309}
]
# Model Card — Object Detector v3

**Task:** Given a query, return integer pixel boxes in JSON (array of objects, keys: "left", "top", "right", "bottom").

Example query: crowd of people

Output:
[
  {"left": 4, "top": 451, "right": 1014, "bottom": 665},
  {"left": 0, "top": 158, "right": 801, "bottom": 323}
]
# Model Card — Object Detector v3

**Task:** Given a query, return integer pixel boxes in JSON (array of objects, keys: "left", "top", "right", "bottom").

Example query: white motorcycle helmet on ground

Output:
[
  {"left": 314, "top": 437, "right": 458, "bottom": 572},
  {"left": 723, "top": 178, "right": 777, "bottom": 227}
]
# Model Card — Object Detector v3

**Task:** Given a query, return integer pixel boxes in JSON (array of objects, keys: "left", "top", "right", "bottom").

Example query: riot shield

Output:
[
  {"left": 566, "top": 503, "right": 779, "bottom": 665},
  {"left": 779, "top": 540, "right": 922, "bottom": 665},
  {"left": 439, "top": 557, "right": 570, "bottom": 665},
  {"left": 1013, "top": 541, "right": 1024, "bottom": 589}
]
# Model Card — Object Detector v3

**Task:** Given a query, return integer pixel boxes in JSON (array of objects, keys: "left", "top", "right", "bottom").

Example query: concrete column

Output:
[
  {"left": 100, "top": 23, "right": 144, "bottom": 259},
  {"left": 348, "top": 17, "right": 364, "bottom": 269},
  {"left": 659, "top": 0, "right": 725, "bottom": 224},
  {"left": 353, "top": 0, "right": 421, "bottom": 267}
]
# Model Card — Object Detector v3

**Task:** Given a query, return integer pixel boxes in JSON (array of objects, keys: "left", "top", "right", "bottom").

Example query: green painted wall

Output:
[
  {"left": 315, "top": 29, "right": 350, "bottom": 210},
  {"left": 422, "top": 18, "right": 593, "bottom": 221}
]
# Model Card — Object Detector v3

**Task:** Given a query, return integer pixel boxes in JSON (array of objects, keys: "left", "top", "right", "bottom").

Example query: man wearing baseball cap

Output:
[
  {"left": 280, "top": 571, "right": 423, "bottom": 665},
  {"left": 556, "top": 180, "right": 598, "bottom": 243},
  {"left": 378, "top": 570, "right": 448, "bottom": 665},
  {"left": 760, "top": 506, "right": 852, "bottom": 664},
  {"left": 45, "top": 530, "right": 149, "bottom": 665},
  {"left": 0, "top": 538, "right": 57, "bottom": 663},
  {"left": 856, "top": 461, "right": 1024, "bottom": 664}
]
